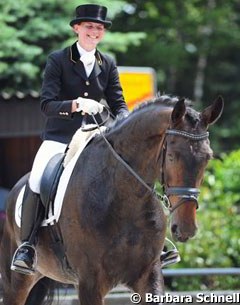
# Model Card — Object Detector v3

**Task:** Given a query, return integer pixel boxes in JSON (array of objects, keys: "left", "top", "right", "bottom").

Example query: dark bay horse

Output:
[{"left": 0, "top": 95, "right": 224, "bottom": 305}]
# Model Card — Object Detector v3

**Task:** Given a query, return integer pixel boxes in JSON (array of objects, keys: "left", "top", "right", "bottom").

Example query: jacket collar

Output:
[
  {"left": 70, "top": 42, "right": 102, "bottom": 80},
  {"left": 70, "top": 42, "right": 80, "bottom": 63}
]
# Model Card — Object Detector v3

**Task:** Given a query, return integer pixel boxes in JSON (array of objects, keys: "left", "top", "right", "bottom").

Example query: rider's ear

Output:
[
  {"left": 171, "top": 98, "right": 186, "bottom": 125},
  {"left": 200, "top": 96, "right": 224, "bottom": 127}
]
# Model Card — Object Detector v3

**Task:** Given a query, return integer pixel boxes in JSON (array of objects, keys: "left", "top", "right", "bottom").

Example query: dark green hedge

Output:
[{"left": 163, "top": 150, "right": 240, "bottom": 291}]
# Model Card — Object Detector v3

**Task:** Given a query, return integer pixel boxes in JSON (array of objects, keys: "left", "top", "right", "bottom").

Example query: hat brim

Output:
[{"left": 70, "top": 17, "right": 112, "bottom": 28}]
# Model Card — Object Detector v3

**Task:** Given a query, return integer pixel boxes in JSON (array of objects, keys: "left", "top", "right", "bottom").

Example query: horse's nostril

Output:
[{"left": 171, "top": 224, "right": 177, "bottom": 233}]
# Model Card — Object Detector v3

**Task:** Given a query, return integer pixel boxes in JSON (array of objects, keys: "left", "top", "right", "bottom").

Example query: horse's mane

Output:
[
  {"left": 131, "top": 93, "right": 194, "bottom": 112},
  {"left": 65, "top": 95, "right": 200, "bottom": 161},
  {"left": 107, "top": 94, "right": 200, "bottom": 133}
]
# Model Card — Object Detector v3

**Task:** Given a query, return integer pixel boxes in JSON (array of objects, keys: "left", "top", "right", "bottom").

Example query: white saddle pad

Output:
[{"left": 15, "top": 127, "right": 104, "bottom": 227}]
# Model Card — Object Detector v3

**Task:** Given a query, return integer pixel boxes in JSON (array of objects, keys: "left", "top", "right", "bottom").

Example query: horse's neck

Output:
[{"left": 107, "top": 110, "right": 170, "bottom": 186}]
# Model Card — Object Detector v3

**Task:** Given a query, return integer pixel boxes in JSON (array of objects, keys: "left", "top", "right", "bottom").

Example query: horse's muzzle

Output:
[{"left": 171, "top": 219, "right": 198, "bottom": 242}]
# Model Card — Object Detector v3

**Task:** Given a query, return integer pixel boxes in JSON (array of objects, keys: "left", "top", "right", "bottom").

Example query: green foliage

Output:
[
  {"left": 1, "top": 0, "right": 240, "bottom": 151},
  {"left": 0, "top": 0, "right": 145, "bottom": 93},
  {"left": 99, "top": 32, "right": 146, "bottom": 54},
  {"left": 165, "top": 150, "right": 240, "bottom": 291},
  {"left": 113, "top": 0, "right": 240, "bottom": 152}
]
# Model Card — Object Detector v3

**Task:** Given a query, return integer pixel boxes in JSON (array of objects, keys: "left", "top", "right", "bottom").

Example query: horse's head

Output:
[
  {"left": 106, "top": 95, "right": 223, "bottom": 242},
  {"left": 162, "top": 96, "right": 224, "bottom": 242}
]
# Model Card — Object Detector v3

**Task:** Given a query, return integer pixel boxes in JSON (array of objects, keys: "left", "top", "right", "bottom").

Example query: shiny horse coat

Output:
[{"left": 0, "top": 95, "right": 224, "bottom": 305}]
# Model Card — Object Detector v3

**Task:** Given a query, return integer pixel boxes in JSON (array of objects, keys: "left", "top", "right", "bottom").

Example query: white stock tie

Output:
[{"left": 80, "top": 53, "right": 96, "bottom": 77}]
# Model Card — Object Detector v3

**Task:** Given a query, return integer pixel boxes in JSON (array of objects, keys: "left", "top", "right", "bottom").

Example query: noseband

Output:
[
  {"left": 91, "top": 114, "right": 209, "bottom": 214},
  {"left": 164, "top": 186, "right": 200, "bottom": 213},
  {"left": 162, "top": 129, "right": 209, "bottom": 213}
]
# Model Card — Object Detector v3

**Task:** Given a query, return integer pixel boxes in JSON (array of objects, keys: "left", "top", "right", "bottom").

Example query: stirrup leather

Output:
[{"left": 11, "top": 242, "right": 37, "bottom": 275}]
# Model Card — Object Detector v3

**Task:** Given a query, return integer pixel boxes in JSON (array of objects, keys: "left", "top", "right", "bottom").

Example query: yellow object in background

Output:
[{"left": 118, "top": 67, "right": 157, "bottom": 111}]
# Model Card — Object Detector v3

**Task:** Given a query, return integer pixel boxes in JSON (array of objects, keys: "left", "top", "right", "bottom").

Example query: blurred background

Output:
[{"left": 0, "top": 0, "right": 239, "bottom": 292}]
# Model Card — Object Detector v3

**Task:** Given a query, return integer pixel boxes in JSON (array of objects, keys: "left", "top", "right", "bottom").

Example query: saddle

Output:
[
  {"left": 39, "top": 153, "right": 72, "bottom": 271},
  {"left": 39, "top": 126, "right": 105, "bottom": 223},
  {"left": 40, "top": 153, "right": 65, "bottom": 218}
]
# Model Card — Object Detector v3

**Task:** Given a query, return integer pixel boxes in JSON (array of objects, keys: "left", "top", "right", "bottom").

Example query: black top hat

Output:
[{"left": 70, "top": 4, "right": 112, "bottom": 28}]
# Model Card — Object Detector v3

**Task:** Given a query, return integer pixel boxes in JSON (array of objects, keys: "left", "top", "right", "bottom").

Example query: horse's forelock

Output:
[
  {"left": 185, "top": 107, "right": 201, "bottom": 128},
  {"left": 154, "top": 95, "right": 200, "bottom": 128}
]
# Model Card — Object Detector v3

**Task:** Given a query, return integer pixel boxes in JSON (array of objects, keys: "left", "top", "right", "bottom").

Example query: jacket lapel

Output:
[
  {"left": 70, "top": 42, "right": 88, "bottom": 80},
  {"left": 89, "top": 50, "right": 102, "bottom": 80},
  {"left": 73, "top": 61, "right": 88, "bottom": 80},
  {"left": 89, "top": 62, "right": 101, "bottom": 80}
]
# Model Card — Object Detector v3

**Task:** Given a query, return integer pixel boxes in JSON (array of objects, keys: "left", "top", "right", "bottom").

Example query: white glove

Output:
[{"left": 76, "top": 97, "right": 104, "bottom": 115}]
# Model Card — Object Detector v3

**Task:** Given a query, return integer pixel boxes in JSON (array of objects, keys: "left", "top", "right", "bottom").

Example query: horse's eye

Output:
[
  {"left": 167, "top": 153, "right": 174, "bottom": 161},
  {"left": 206, "top": 153, "right": 213, "bottom": 161}
]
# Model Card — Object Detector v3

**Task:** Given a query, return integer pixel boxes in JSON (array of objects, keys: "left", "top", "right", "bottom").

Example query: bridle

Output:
[
  {"left": 162, "top": 129, "right": 209, "bottom": 213},
  {"left": 90, "top": 112, "right": 209, "bottom": 214}
]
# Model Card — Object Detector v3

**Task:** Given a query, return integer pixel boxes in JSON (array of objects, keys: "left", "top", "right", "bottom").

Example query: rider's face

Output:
[{"left": 73, "top": 22, "right": 105, "bottom": 51}]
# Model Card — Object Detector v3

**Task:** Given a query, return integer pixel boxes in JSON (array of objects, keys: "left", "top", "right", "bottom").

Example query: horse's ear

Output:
[
  {"left": 171, "top": 98, "right": 186, "bottom": 125},
  {"left": 200, "top": 95, "right": 224, "bottom": 127}
]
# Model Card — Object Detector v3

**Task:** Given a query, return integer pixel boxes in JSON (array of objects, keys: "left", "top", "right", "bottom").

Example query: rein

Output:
[{"left": 90, "top": 113, "right": 209, "bottom": 214}]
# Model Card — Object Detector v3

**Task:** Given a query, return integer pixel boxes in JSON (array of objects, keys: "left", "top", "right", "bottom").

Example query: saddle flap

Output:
[{"left": 40, "top": 153, "right": 65, "bottom": 209}]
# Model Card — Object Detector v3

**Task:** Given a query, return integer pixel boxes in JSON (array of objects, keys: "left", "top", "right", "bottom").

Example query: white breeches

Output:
[{"left": 29, "top": 140, "right": 67, "bottom": 193}]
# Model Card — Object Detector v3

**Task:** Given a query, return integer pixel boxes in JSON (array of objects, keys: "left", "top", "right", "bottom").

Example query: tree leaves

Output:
[
  {"left": 0, "top": 0, "right": 144, "bottom": 93},
  {"left": 1, "top": 0, "right": 240, "bottom": 151},
  {"left": 171, "top": 150, "right": 240, "bottom": 291}
]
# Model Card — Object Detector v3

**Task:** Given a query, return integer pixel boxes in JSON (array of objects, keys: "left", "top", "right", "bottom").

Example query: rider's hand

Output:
[
  {"left": 116, "top": 111, "right": 129, "bottom": 120},
  {"left": 75, "top": 97, "right": 104, "bottom": 115}
]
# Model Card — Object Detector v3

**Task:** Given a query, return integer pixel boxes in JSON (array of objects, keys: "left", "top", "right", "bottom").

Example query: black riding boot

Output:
[
  {"left": 160, "top": 238, "right": 181, "bottom": 268},
  {"left": 160, "top": 249, "right": 181, "bottom": 268},
  {"left": 11, "top": 183, "right": 44, "bottom": 275}
]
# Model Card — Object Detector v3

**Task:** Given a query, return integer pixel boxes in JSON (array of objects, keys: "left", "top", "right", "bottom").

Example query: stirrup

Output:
[
  {"left": 11, "top": 242, "right": 37, "bottom": 275},
  {"left": 161, "top": 238, "right": 181, "bottom": 268}
]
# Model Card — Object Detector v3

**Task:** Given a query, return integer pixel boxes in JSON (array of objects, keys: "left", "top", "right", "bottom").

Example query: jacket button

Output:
[
  {"left": 86, "top": 81, "right": 90, "bottom": 86},
  {"left": 84, "top": 92, "right": 88, "bottom": 97}
]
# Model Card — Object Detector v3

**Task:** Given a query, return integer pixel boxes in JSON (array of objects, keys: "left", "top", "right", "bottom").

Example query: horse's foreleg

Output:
[
  {"left": 1, "top": 272, "right": 41, "bottom": 305},
  {"left": 129, "top": 260, "right": 165, "bottom": 305},
  {"left": 25, "top": 277, "right": 55, "bottom": 305},
  {"left": 78, "top": 282, "right": 105, "bottom": 305},
  {"left": 0, "top": 226, "right": 40, "bottom": 305}
]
